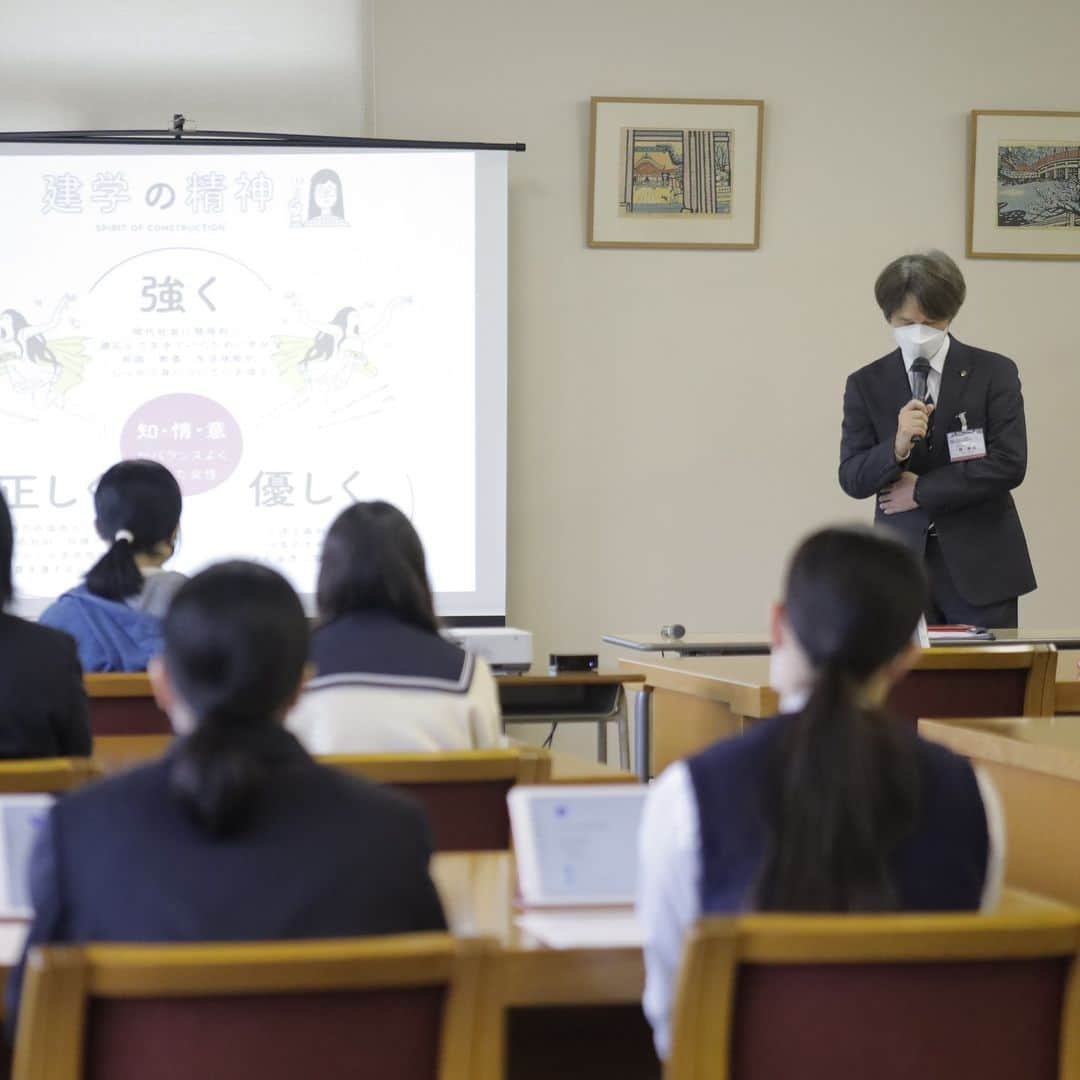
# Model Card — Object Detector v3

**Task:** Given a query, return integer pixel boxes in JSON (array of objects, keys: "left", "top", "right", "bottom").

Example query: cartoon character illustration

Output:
[
  {"left": 0, "top": 294, "right": 91, "bottom": 410},
  {"left": 290, "top": 168, "right": 348, "bottom": 228},
  {"left": 268, "top": 295, "right": 411, "bottom": 424}
]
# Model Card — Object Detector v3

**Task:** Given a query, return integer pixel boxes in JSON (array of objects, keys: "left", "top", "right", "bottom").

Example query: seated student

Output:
[
  {"left": 39, "top": 459, "right": 186, "bottom": 672},
  {"left": 637, "top": 526, "right": 1004, "bottom": 1060},
  {"left": 0, "top": 489, "right": 90, "bottom": 758},
  {"left": 287, "top": 501, "right": 502, "bottom": 753},
  {"left": 7, "top": 560, "right": 446, "bottom": 1026}
]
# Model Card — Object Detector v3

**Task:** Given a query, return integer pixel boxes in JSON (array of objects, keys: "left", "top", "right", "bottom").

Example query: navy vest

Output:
[{"left": 685, "top": 715, "right": 989, "bottom": 913}]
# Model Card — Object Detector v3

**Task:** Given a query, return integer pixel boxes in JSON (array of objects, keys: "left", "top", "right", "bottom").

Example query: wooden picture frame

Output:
[
  {"left": 968, "top": 109, "right": 1080, "bottom": 260},
  {"left": 588, "top": 97, "right": 764, "bottom": 250}
]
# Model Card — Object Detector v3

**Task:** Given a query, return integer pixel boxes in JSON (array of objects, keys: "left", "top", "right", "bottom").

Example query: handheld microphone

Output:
[{"left": 910, "top": 359, "right": 931, "bottom": 444}]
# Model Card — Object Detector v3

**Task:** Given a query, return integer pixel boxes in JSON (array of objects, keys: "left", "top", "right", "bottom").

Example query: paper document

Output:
[{"left": 515, "top": 910, "right": 643, "bottom": 949}]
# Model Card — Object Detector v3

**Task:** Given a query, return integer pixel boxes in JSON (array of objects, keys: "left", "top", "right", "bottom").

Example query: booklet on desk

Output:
[{"left": 927, "top": 625, "right": 996, "bottom": 643}]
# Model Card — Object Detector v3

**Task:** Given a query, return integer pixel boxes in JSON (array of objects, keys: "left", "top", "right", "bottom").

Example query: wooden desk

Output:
[
  {"left": 85, "top": 671, "right": 648, "bottom": 773},
  {"left": 498, "top": 673, "right": 644, "bottom": 771},
  {"left": 920, "top": 717, "right": 1080, "bottom": 908},
  {"left": 606, "top": 628, "right": 1080, "bottom": 657},
  {"left": 621, "top": 647, "right": 1057, "bottom": 779},
  {"left": 91, "top": 737, "right": 639, "bottom": 785}
]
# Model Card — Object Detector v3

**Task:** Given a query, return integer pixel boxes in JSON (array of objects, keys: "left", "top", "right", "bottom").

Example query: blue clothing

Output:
[
  {"left": 39, "top": 585, "right": 163, "bottom": 673},
  {"left": 686, "top": 714, "right": 989, "bottom": 913}
]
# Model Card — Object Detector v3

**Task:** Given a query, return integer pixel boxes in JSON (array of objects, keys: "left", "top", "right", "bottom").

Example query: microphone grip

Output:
[{"left": 910, "top": 369, "right": 929, "bottom": 444}]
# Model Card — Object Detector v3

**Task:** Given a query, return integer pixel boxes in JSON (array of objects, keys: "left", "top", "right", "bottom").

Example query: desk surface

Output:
[
  {"left": 0, "top": 853, "right": 1068, "bottom": 1011},
  {"left": 919, "top": 716, "right": 1080, "bottom": 784},
  {"left": 607, "top": 628, "right": 1080, "bottom": 656}
]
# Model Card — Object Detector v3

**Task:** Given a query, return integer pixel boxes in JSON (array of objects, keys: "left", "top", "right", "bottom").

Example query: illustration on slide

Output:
[
  {"left": 290, "top": 168, "right": 349, "bottom": 228},
  {"left": 0, "top": 294, "right": 91, "bottom": 411},
  {"left": 272, "top": 293, "right": 411, "bottom": 404}
]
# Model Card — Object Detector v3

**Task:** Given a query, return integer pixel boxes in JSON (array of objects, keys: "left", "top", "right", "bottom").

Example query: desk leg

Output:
[
  {"left": 616, "top": 689, "right": 631, "bottom": 772},
  {"left": 597, "top": 717, "right": 608, "bottom": 764},
  {"left": 634, "top": 687, "right": 653, "bottom": 783}
]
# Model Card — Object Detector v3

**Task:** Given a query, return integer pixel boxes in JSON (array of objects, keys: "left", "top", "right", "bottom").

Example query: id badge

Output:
[{"left": 948, "top": 428, "right": 986, "bottom": 462}]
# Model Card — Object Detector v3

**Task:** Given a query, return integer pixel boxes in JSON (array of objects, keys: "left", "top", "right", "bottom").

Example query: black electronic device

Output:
[{"left": 548, "top": 653, "right": 599, "bottom": 675}]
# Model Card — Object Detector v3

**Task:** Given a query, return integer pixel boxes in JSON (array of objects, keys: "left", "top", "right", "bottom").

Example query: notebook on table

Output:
[{"left": 0, "top": 796, "right": 54, "bottom": 918}]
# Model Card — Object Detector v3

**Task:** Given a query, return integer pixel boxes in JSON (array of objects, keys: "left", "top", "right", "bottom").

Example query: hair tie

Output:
[{"left": 114, "top": 529, "right": 135, "bottom": 544}]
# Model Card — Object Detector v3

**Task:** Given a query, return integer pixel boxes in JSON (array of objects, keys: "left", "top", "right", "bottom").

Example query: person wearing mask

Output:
[
  {"left": 7, "top": 560, "right": 446, "bottom": 1027},
  {"left": 839, "top": 250, "right": 1035, "bottom": 627},
  {"left": 0, "top": 488, "right": 90, "bottom": 757},
  {"left": 39, "top": 459, "right": 186, "bottom": 671},
  {"left": 637, "top": 526, "right": 1004, "bottom": 1060},
  {"left": 287, "top": 501, "right": 502, "bottom": 754}
]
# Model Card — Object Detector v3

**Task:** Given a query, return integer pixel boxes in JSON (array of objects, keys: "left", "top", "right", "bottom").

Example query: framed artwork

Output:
[
  {"left": 969, "top": 109, "right": 1080, "bottom": 260},
  {"left": 588, "top": 97, "right": 764, "bottom": 250}
]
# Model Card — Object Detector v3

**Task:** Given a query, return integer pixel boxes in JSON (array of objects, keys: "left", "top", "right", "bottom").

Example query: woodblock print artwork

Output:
[{"left": 619, "top": 128, "right": 733, "bottom": 217}]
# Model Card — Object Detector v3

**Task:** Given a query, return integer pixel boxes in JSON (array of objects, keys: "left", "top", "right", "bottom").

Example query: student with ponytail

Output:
[
  {"left": 637, "top": 526, "right": 1004, "bottom": 1060},
  {"left": 287, "top": 501, "right": 502, "bottom": 753},
  {"left": 8, "top": 561, "right": 445, "bottom": 1025},
  {"left": 39, "top": 459, "right": 186, "bottom": 671}
]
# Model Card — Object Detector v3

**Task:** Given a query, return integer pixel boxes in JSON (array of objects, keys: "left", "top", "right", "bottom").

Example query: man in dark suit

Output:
[{"left": 839, "top": 250, "right": 1035, "bottom": 628}]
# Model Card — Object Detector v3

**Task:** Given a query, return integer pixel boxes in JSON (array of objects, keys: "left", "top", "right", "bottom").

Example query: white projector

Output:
[{"left": 446, "top": 626, "right": 533, "bottom": 674}]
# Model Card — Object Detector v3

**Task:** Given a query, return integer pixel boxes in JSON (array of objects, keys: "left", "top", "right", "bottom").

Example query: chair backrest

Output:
[
  {"left": 887, "top": 645, "right": 1056, "bottom": 722},
  {"left": 13, "top": 933, "right": 503, "bottom": 1080},
  {"left": 83, "top": 674, "right": 170, "bottom": 737},
  {"left": 668, "top": 910, "right": 1080, "bottom": 1080},
  {"left": 323, "top": 747, "right": 552, "bottom": 851},
  {"left": 0, "top": 757, "right": 101, "bottom": 794}
]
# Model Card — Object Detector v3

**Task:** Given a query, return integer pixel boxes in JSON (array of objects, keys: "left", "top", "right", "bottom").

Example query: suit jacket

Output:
[
  {"left": 839, "top": 338, "right": 1036, "bottom": 606},
  {"left": 6, "top": 726, "right": 447, "bottom": 1028},
  {"left": 0, "top": 614, "right": 90, "bottom": 759}
]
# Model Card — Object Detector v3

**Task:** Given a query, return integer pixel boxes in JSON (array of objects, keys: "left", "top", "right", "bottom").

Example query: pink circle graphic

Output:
[{"left": 120, "top": 393, "right": 243, "bottom": 496}]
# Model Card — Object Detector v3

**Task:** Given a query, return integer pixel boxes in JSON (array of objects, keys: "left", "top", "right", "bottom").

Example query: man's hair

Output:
[{"left": 874, "top": 250, "right": 966, "bottom": 322}]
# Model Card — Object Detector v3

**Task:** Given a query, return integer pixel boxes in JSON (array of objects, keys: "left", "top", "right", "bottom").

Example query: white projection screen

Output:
[{"left": 0, "top": 142, "right": 508, "bottom": 618}]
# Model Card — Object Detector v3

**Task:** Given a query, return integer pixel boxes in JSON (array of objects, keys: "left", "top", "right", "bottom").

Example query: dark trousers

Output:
[{"left": 924, "top": 534, "right": 1018, "bottom": 628}]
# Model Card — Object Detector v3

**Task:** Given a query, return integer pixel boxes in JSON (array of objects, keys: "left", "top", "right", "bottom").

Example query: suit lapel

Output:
[{"left": 930, "top": 338, "right": 976, "bottom": 459}]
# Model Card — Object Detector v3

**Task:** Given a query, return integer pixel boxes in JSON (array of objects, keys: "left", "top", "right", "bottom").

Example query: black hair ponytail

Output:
[
  {"left": 169, "top": 721, "right": 269, "bottom": 838},
  {"left": 755, "top": 528, "right": 928, "bottom": 912},
  {"left": 85, "top": 460, "right": 182, "bottom": 602},
  {"left": 85, "top": 534, "right": 145, "bottom": 602},
  {"left": 162, "top": 561, "right": 309, "bottom": 838}
]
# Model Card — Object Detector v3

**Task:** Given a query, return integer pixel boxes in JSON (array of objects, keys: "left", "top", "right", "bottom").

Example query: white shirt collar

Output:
[{"left": 902, "top": 333, "right": 950, "bottom": 377}]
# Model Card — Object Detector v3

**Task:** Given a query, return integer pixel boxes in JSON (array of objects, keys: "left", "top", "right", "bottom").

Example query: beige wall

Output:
[{"left": 372, "top": 0, "right": 1080, "bottom": 676}]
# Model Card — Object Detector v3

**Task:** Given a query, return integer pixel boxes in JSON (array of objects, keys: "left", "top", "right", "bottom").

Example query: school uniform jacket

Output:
[
  {"left": 6, "top": 726, "right": 446, "bottom": 1029},
  {"left": 287, "top": 612, "right": 503, "bottom": 754},
  {"left": 0, "top": 613, "right": 90, "bottom": 758},
  {"left": 839, "top": 337, "right": 1036, "bottom": 606}
]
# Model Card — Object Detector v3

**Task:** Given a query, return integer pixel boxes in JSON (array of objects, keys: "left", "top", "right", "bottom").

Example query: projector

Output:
[{"left": 446, "top": 627, "right": 533, "bottom": 675}]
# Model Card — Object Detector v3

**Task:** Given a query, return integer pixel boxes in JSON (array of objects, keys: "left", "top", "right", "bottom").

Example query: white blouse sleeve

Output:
[
  {"left": 973, "top": 766, "right": 1006, "bottom": 912},
  {"left": 637, "top": 761, "right": 701, "bottom": 1061},
  {"left": 466, "top": 657, "right": 505, "bottom": 748}
]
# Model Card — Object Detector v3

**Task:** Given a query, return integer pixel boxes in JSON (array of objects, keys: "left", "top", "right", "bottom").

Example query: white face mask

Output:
[{"left": 893, "top": 322, "right": 947, "bottom": 363}]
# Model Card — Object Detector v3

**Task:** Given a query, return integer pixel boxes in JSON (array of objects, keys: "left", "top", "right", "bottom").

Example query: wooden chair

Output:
[
  {"left": 667, "top": 910, "right": 1080, "bottom": 1080},
  {"left": 323, "top": 747, "right": 552, "bottom": 851},
  {"left": 0, "top": 757, "right": 101, "bottom": 794},
  {"left": 888, "top": 644, "right": 1057, "bottom": 722},
  {"left": 13, "top": 933, "right": 503, "bottom": 1080},
  {"left": 83, "top": 674, "right": 170, "bottom": 737}
]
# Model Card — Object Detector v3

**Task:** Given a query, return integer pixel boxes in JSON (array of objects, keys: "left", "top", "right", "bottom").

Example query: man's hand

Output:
[
  {"left": 879, "top": 471, "right": 919, "bottom": 515},
  {"left": 894, "top": 400, "right": 935, "bottom": 460}
]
